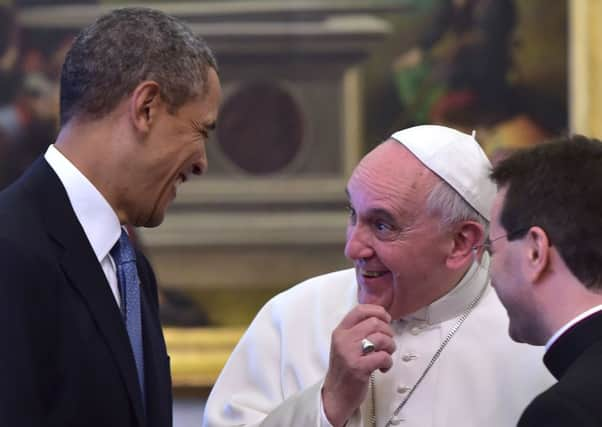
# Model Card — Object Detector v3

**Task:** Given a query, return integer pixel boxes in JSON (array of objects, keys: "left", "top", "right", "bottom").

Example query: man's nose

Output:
[
  {"left": 192, "top": 148, "right": 207, "bottom": 176},
  {"left": 344, "top": 224, "right": 374, "bottom": 261}
]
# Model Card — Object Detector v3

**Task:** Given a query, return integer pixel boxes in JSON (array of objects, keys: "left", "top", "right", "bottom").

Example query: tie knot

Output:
[{"left": 111, "top": 229, "right": 136, "bottom": 265}]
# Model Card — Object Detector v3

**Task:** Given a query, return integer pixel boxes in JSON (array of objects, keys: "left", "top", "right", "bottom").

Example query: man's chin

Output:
[
  {"left": 357, "top": 288, "right": 392, "bottom": 310},
  {"left": 146, "top": 215, "right": 165, "bottom": 228},
  {"left": 138, "top": 208, "right": 166, "bottom": 228},
  {"left": 508, "top": 322, "right": 529, "bottom": 344}
]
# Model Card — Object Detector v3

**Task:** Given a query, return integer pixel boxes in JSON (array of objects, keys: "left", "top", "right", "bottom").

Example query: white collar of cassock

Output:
[{"left": 399, "top": 252, "right": 490, "bottom": 325}]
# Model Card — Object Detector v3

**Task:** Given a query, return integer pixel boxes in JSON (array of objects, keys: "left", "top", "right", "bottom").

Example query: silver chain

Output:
[
  {"left": 369, "top": 282, "right": 488, "bottom": 427},
  {"left": 369, "top": 373, "right": 377, "bottom": 426}
]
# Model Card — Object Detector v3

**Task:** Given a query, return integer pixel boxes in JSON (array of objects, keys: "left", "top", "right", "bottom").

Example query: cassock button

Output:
[
  {"left": 409, "top": 324, "right": 425, "bottom": 335},
  {"left": 401, "top": 353, "right": 416, "bottom": 362},
  {"left": 397, "top": 386, "right": 410, "bottom": 394}
]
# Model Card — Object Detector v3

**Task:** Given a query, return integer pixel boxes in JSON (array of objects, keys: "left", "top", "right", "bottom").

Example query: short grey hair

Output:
[
  {"left": 425, "top": 178, "right": 489, "bottom": 231},
  {"left": 60, "top": 7, "right": 218, "bottom": 126}
]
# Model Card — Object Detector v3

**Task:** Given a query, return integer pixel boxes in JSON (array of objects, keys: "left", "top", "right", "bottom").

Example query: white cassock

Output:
[{"left": 202, "top": 254, "right": 554, "bottom": 427}]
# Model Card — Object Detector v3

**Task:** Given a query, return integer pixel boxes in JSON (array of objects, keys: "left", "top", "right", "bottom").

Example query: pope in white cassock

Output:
[{"left": 202, "top": 125, "right": 554, "bottom": 427}]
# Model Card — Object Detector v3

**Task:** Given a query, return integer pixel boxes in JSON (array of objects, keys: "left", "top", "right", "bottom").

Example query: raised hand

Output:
[{"left": 322, "top": 304, "right": 396, "bottom": 426}]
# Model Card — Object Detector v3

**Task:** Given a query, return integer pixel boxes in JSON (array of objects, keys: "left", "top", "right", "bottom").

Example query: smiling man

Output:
[
  {"left": 489, "top": 136, "right": 602, "bottom": 427},
  {"left": 0, "top": 7, "right": 221, "bottom": 427},
  {"left": 203, "top": 125, "right": 552, "bottom": 427}
]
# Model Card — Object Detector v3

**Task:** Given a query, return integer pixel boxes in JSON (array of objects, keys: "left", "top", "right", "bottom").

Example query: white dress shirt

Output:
[{"left": 44, "top": 144, "right": 123, "bottom": 306}]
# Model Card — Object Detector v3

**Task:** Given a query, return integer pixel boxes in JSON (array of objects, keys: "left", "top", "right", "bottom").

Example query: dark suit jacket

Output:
[
  {"left": 0, "top": 158, "right": 172, "bottom": 427},
  {"left": 518, "top": 310, "right": 602, "bottom": 427}
]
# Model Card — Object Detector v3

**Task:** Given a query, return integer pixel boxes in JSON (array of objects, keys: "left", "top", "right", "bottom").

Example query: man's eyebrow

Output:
[
  {"left": 344, "top": 200, "right": 397, "bottom": 222},
  {"left": 369, "top": 208, "right": 396, "bottom": 222},
  {"left": 344, "top": 188, "right": 409, "bottom": 223}
]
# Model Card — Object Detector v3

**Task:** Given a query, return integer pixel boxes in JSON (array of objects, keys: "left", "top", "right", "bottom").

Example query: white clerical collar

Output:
[
  {"left": 402, "top": 252, "right": 491, "bottom": 325},
  {"left": 544, "top": 304, "right": 602, "bottom": 352},
  {"left": 44, "top": 144, "right": 122, "bottom": 262}
]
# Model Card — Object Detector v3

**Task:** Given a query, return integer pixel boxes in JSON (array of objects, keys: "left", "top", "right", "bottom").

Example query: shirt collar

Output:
[
  {"left": 401, "top": 252, "right": 491, "bottom": 325},
  {"left": 44, "top": 144, "right": 122, "bottom": 261},
  {"left": 545, "top": 304, "right": 602, "bottom": 352}
]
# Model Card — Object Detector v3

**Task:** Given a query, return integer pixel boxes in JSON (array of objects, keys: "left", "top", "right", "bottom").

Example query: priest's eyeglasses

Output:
[{"left": 474, "top": 227, "right": 529, "bottom": 254}]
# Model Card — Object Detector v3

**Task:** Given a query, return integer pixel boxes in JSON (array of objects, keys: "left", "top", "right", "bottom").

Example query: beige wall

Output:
[{"left": 571, "top": 0, "right": 602, "bottom": 138}]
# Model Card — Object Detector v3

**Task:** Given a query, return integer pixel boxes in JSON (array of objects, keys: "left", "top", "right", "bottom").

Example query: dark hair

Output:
[
  {"left": 59, "top": 7, "right": 217, "bottom": 126},
  {"left": 490, "top": 135, "right": 602, "bottom": 289}
]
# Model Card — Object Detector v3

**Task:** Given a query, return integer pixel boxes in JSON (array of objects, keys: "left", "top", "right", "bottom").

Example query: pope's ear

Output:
[
  {"left": 446, "top": 221, "right": 484, "bottom": 269},
  {"left": 129, "top": 80, "right": 161, "bottom": 133}
]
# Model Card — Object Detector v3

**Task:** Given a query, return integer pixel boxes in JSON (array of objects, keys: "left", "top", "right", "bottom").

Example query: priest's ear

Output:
[
  {"left": 446, "top": 220, "right": 484, "bottom": 269},
  {"left": 523, "top": 226, "right": 551, "bottom": 284}
]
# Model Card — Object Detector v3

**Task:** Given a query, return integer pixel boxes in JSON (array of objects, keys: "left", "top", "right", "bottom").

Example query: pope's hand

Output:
[{"left": 322, "top": 305, "right": 396, "bottom": 426}]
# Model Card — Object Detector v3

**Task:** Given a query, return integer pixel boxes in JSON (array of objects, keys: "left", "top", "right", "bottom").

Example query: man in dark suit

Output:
[
  {"left": 0, "top": 7, "right": 221, "bottom": 427},
  {"left": 488, "top": 135, "right": 602, "bottom": 426}
]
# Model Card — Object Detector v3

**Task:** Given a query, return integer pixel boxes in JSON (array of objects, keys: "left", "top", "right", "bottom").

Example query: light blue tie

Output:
[{"left": 111, "top": 229, "right": 145, "bottom": 406}]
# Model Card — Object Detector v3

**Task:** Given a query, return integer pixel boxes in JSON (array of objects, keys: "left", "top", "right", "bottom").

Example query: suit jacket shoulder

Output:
[{"left": 519, "top": 312, "right": 602, "bottom": 427}]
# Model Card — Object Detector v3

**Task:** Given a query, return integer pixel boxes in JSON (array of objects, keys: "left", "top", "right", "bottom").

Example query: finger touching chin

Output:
[{"left": 357, "top": 287, "right": 392, "bottom": 312}]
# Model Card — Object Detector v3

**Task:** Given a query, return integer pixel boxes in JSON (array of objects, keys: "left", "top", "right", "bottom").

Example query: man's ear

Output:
[
  {"left": 129, "top": 80, "right": 161, "bottom": 134},
  {"left": 446, "top": 221, "right": 484, "bottom": 269},
  {"left": 524, "top": 226, "right": 551, "bottom": 284}
]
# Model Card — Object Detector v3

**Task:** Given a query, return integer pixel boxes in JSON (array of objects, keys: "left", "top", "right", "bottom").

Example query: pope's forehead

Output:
[
  {"left": 353, "top": 141, "right": 435, "bottom": 183},
  {"left": 362, "top": 139, "right": 415, "bottom": 166},
  {"left": 347, "top": 141, "right": 438, "bottom": 204}
]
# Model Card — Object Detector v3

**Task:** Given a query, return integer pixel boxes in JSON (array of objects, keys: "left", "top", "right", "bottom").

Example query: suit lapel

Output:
[
  {"left": 23, "top": 158, "right": 147, "bottom": 426},
  {"left": 138, "top": 255, "right": 172, "bottom": 427}
]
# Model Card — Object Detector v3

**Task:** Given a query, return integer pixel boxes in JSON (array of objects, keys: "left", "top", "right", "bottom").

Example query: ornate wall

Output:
[{"left": 570, "top": 0, "right": 602, "bottom": 138}]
